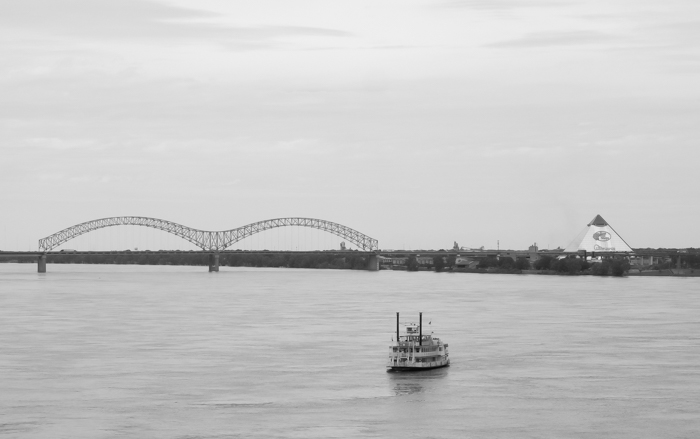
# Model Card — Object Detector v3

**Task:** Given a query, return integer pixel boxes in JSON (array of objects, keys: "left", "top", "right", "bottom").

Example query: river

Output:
[{"left": 1, "top": 264, "right": 699, "bottom": 438}]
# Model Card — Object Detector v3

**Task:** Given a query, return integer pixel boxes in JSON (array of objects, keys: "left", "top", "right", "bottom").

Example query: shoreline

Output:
[{"left": 2, "top": 260, "right": 699, "bottom": 277}]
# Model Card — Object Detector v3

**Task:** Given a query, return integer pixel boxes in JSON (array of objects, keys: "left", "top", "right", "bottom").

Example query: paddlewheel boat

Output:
[{"left": 387, "top": 312, "right": 449, "bottom": 371}]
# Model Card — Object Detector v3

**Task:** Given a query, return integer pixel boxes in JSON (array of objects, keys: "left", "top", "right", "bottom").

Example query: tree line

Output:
[
  {"left": 403, "top": 254, "right": 633, "bottom": 276},
  {"left": 5, "top": 250, "right": 698, "bottom": 276},
  {"left": 5, "top": 252, "right": 369, "bottom": 270}
]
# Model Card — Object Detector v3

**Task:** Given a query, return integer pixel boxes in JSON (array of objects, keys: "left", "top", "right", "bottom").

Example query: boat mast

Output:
[
  {"left": 419, "top": 312, "right": 422, "bottom": 346},
  {"left": 396, "top": 312, "right": 399, "bottom": 345}
]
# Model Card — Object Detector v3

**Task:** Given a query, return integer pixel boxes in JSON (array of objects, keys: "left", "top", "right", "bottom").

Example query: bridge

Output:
[
  {"left": 2, "top": 216, "right": 688, "bottom": 274},
  {"left": 26, "top": 216, "right": 380, "bottom": 273}
]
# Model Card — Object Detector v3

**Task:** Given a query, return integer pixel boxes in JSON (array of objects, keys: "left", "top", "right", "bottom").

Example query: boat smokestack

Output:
[
  {"left": 396, "top": 312, "right": 399, "bottom": 345},
  {"left": 419, "top": 312, "right": 422, "bottom": 346}
]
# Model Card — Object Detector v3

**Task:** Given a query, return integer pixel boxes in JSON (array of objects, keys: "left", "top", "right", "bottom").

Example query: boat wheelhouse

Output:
[{"left": 387, "top": 312, "right": 449, "bottom": 371}]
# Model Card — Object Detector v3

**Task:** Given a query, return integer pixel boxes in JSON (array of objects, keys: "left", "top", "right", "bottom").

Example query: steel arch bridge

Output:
[{"left": 38, "top": 217, "right": 379, "bottom": 252}]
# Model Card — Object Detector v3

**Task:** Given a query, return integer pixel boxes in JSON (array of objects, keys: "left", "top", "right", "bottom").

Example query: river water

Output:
[{"left": 1, "top": 264, "right": 699, "bottom": 438}]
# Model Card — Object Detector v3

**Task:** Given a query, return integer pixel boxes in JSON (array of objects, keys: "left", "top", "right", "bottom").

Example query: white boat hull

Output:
[{"left": 387, "top": 358, "right": 450, "bottom": 372}]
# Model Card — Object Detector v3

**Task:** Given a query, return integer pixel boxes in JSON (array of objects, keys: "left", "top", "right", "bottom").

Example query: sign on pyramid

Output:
[{"left": 563, "top": 214, "right": 633, "bottom": 253}]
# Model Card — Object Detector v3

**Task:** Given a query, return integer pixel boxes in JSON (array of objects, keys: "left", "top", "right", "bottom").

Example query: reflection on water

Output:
[
  {"left": 393, "top": 380, "right": 423, "bottom": 396},
  {"left": 389, "top": 367, "right": 450, "bottom": 396}
]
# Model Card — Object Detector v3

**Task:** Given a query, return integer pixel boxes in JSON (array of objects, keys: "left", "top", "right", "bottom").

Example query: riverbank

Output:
[
  {"left": 449, "top": 267, "right": 700, "bottom": 277},
  {"left": 3, "top": 255, "right": 699, "bottom": 277},
  {"left": 627, "top": 268, "right": 700, "bottom": 277}
]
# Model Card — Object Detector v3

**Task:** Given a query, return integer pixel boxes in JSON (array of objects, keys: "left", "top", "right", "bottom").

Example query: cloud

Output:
[
  {"left": 25, "top": 137, "right": 103, "bottom": 151},
  {"left": 440, "top": 0, "right": 577, "bottom": 10},
  {"left": 480, "top": 145, "right": 555, "bottom": 158},
  {"left": 273, "top": 138, "right": 324, "bottom": 155},
  {"left": 0, "top": 0, "right": 350, "bottom": 47},
  {"left": 486, "top": 30, "right": 617, "bottom": 48},
  {"left": 642, "top": 20, "right": 700, "bottom": 49}
]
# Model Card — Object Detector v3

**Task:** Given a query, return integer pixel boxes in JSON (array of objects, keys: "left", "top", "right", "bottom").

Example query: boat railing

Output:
[
  {"left": 387, "top": 359, "right": 450, "bottom": 368},
  {"left": 390, "top": 352, "right": 447, "bottom": 361},
  {"left": 393, "top": 340, "right": 442, "bottom": 348},
  {"left": 390, "top": 346, "right": 446, "bottom": 353}
]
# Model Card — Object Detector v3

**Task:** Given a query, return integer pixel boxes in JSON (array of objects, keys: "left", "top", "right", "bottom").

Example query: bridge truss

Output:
[{"left": 38, "top": 217, "right": 379, "bottom": 252}]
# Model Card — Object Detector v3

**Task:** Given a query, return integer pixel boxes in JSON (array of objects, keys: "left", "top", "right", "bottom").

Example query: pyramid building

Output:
[{"left": 563, "top": 214, "right": 633, "bottom": 253}]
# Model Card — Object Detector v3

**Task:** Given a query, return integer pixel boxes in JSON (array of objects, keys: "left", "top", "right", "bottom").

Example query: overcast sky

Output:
[{"left": 2, "top": 0, "right": 698, "bottom": 251}]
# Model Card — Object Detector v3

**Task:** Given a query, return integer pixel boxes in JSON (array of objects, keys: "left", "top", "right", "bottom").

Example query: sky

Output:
[{"left": 1, "top": 0, "right": 699, "bottom": 251}]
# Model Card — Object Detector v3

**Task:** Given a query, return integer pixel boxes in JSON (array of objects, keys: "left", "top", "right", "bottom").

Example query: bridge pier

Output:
[
  {"left": 38, "top": 254, "right": 47, "bottom": 273},
  {"left": 209, "top": 252, "right": 220, "bottom": 272},
  {"left": 367, "top": 254, "right": 379, "bottom": 271}
]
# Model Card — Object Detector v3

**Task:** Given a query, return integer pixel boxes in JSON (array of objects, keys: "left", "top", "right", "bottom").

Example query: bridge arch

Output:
[{"left": 38, "top": 217, "right": 379, "bottom": 252}]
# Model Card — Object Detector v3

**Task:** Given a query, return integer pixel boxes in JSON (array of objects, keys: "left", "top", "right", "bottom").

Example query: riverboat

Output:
[{"left": 387, "top": 312, "right": 449, "bottom": 371}]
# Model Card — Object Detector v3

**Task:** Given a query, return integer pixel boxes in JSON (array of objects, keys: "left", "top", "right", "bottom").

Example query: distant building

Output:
[
  {"left": 629, "top": 255, "right": 669, "bottom": 267},
  {"left": 528, "top": 243, "right": 540, "bottom": 262},
  {"left": 416, "top": 256, "right": 433, "bottom": 265},
  {"left": 379, "top": 256, "right": 408, "bottom": 267},
  {"left": 454, "top": 256, "right": 479, "bottom": 269},
  {"left": 563, "top": 214, "right": 633, "bottom": 254}
]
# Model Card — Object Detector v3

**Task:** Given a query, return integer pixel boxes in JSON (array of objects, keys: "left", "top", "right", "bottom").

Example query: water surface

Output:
[{"left": 1, "top": 264, "right": 699, "bottom": 438}]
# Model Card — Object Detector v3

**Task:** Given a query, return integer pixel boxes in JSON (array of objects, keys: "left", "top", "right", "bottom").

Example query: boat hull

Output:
[{"left": 387, "top": 361, "right": 450, "bottom": 372}]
